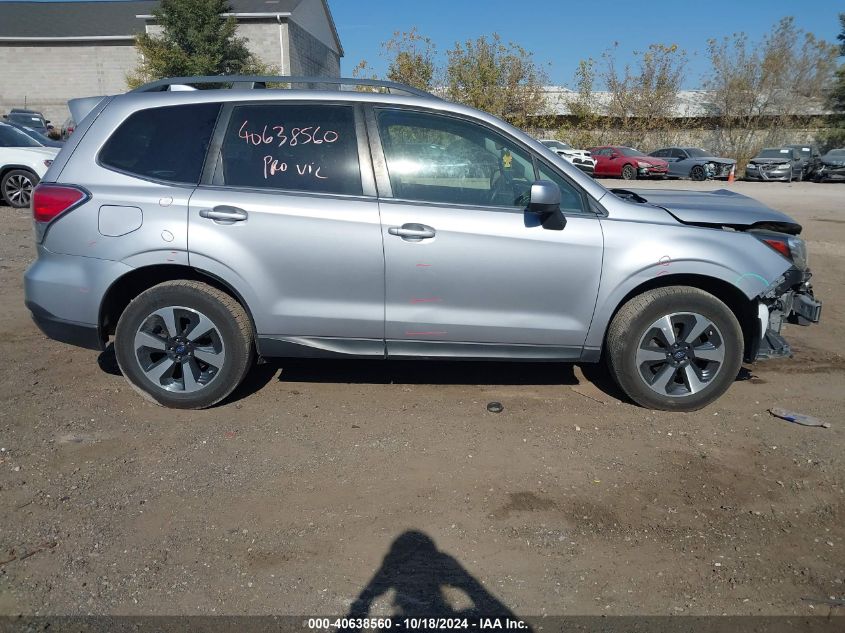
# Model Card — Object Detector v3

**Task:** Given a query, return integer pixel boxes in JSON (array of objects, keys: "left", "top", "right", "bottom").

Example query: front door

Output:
[
  {"left": 371, "top": 107, "right": 604, "bottom": 359},
  {"left": 189, "top": 101, "right": 385, "bottom": 355}
]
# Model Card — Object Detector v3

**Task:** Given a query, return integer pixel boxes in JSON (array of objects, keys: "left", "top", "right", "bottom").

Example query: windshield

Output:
[
  {"left": 8, "top": 113, "right": 46, "bottom": 127},
  {"left": 824, "top": 149, "right": 845, "bottom": 157},
  {"left": 757, "top": 148, "right": 791, "bottom": 159},
  {"left": 13, "top": 125, "right": 53, "bottom": 145},
  {"left": 618, "top": 147, "right": 645, "bottom": 157},
  {"left": 685, "top": 148, "right": 710, "bottom": 158},
  {"left": 787, "top": 146, "right": 813, "bottom": 157},
  {"left": 0, "top": 124, "right": 41, "bottom": 147},
  {"left": 542, "top": 140, "right": 572, "bottom": 150}
]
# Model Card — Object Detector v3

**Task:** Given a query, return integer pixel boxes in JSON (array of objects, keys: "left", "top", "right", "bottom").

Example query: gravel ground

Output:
[{"left": 0, "top": 180, "right": 843, "bottom": 617}]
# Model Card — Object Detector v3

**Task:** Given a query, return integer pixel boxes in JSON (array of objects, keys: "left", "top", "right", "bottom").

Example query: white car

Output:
[
  {"left": 0, "top": 122, "right": 60, "bottom": 208},
  {"left": 540, "top": 139, "right": 596, "bottom": 176}
]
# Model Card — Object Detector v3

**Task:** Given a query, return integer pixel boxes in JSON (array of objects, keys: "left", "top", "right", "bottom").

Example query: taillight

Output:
[{"left": 31, "top": 184, "right": 87, "bottom": 223}]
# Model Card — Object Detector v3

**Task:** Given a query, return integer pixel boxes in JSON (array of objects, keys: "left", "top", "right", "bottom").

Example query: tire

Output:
[
  {"left": 1, "top": 169, "right": 39, "bottom": 208},
  {"left": 114, "top": 280, "right": 254, "bottom": 409},
  {"left": 621, "top": 164, "right": 637, "bottom": 180},
  {"left": 605, "top": 286, "right": 743, "bottom": 412},
  {"left": 690, "top": 165, "right": 706, "bottom": 181}
]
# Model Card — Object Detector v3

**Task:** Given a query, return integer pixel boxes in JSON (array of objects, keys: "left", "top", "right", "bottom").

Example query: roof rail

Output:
[{"left": 130, "top": 75, "right": 436, "bottom": 98}]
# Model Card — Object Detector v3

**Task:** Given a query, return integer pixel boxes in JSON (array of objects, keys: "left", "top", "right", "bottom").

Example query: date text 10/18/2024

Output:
[
  {"left": 305, "top": 618, "right": 530, "bottom": 630},
  {"left": 238, "top": 120, "right": 340, "bottom": 181}
]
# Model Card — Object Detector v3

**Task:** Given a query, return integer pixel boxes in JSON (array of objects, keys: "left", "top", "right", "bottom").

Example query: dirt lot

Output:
[{"left": 0, "top": 180, "right": 843, "bottom": 617}]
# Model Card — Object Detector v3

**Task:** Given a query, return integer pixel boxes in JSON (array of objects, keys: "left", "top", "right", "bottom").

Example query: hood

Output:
[
  {"left": 638, "top": 157, "right": 668, "bottom": 167},
  {"left": 749, "top": 157, "right": 791, "bottom": 165},
  {"left": 7, "top": 146, "right": 60, "bottom": 159},
  {"left": 613, "top": 187, "right": 802, "bottom": 234}
]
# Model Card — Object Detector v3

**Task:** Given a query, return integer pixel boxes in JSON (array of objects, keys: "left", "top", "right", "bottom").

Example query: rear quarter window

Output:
[{"left": 98, "top": 103, "right": 221, "bottom": 184}]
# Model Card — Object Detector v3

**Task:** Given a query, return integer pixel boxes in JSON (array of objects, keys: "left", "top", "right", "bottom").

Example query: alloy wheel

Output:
[
  {"left": 4, "top": 174, "right": 34, "bottom": 207},
  {"left": 133, "top": 306, "right": 226, "bottom": 393},
  {"left": 635, "top": 312, "right": 726, "bottom": 398}
]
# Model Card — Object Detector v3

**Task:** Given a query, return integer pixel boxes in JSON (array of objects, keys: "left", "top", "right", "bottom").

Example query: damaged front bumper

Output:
[
  {"left": 816, "top": 165, "right": 845, "bottom": 182},
  {"left": 752, "top": 267, "right": 822, "bottom": 360}
]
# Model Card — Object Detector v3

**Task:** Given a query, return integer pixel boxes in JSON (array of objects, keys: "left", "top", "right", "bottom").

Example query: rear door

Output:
[{"left": 188, "top": 101, "right": 385, "bottom": 356}]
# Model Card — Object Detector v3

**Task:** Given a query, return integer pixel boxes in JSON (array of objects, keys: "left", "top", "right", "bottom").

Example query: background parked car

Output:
[
  {"left": 2, "top": 120, "right": 63, "bottom": 148},
  {"left": 588, "top": 146, "right": 669, "bottom": 180},
  {"left": 745, "top": 147, "right": 805, "bottom": 182},
  {"left": 0, "top": 123, "right": 59, "bottom": 208},
  {"left": 815, "top": 148, "right": 845, "bottom": 182},
  {"left": 3, "top": 109, "right": 52, "bottom": 136},
  {"left": 540, "top": 139, "right": 596, "bottom": 175},
  {"left": 784, "top": 144, "right": 821, "bottom": 180},
  {"left": 648, "top": 147, "right": 735, "bottom": 181}
]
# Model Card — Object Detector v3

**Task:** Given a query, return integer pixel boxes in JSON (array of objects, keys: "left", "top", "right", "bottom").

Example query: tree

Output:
[
  {"left": 704, "top": 17, "right": 838, "bottom": 164},
  {"left": 560, "top": 43, "right": 688, "bottom": 149},
  {"left": 445, "top": 34, "right": 549, "bottom": 129},
  {"left": 383, "top": 27, "right": 437, "bottom": 91},
  {"left": 127, "top": 0, "right": 272, "bottom": 88},
  {"left": 823, "top": 13, "right": 845, "bottom": 148}
]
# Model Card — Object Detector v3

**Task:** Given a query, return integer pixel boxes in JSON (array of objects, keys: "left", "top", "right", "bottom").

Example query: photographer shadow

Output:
[{"left": 347, "top": 531, "right": 525, "bottom": 625}]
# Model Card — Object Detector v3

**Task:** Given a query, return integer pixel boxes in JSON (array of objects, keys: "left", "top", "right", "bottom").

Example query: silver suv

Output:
[{"left": 24, "top": 76, "right": 822, "bottom": 411}]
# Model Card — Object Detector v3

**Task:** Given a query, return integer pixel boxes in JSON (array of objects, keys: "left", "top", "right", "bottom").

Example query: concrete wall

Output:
[
  {"left": 0, "top": 40, "right": 138, "bottom": 124},
  {"left": 288, "top": 20, "right": 339, "bottom": 77},
  {"left": 0, "top": 15, "right": 339, "bottom": 126}
]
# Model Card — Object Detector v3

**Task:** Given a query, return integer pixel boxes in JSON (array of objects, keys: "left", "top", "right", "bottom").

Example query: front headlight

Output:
[
  {"left": 637, "top": 161, "right": 652, "bottom": 168},
  {"left": 788, "top": 236, "right": 808, "bottom": 270}
]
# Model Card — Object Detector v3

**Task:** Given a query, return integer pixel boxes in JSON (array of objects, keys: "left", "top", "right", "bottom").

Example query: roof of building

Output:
[
  {"left": 0, "top": 1, "right": 154, "bottom": 39},
  {"left": 0, "top": 0, "right": 342, "bottom": 53},
  {"left": 541, "top": 87, "right": 830, "bottom": 118}
]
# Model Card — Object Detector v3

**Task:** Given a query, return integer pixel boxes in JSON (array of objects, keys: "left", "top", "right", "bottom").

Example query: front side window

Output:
[
  {"left": 537, "top": 164, "right": 587, "bottom": 215},
  {"left": 99, "top": 103, "right": 221, "bottom": 184},
  {"left": 377, "top": 109, "right": 534, "bottom": 208},
  {"left": 219, "top": 104, "right": 362, "bottom": 196}
]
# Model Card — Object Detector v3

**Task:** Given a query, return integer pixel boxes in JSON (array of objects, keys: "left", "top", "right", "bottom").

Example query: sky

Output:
[
  {"left": 13, "top": 0, "right": 845, "bottom": 88},
  {"left": 329, "top": 0, "right": 843, "bottom": 88}
]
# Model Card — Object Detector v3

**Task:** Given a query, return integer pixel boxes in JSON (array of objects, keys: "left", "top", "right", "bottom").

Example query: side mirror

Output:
[
  {"left": 528, "top": 180, "right": 566, "bottom": 231},
  {"left": 610, "top": 153, "right": 619, "bottom": 159},
  {"left": 528, "top": 180, "right": 560, "bottom": 214}
]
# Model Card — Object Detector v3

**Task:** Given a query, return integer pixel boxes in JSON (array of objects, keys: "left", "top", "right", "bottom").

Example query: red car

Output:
[{"left": 588, "top": 146, "right": 669, "bottom": 180}]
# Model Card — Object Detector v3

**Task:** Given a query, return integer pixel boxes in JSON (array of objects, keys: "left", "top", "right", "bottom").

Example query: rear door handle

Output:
[
  {"left": 199, "top": 206, "right": 248, "bottom": 223},
  {"left": 388, "top": 223, "right": 436, "bottom": 240}
]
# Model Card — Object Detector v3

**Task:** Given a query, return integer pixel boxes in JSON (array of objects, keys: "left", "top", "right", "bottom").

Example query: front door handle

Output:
[
  {"left": 388, "top": 223, "right": 436, "bottom": 241},
  {"left": 199, "top": 206, "right": 248, "bottom": 223}
]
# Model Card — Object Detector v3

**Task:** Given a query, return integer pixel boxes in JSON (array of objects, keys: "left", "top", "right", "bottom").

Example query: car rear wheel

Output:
[
  {"left": 690, "top": 165, "right": 706, "bottom": 181},
  {"left": 605, "top": 286, "right": 743, "bottom": 411},
  {"left": 115, "top": 281, "right": 254, "bottom": 409},
  {"left": 621, "top": 164, "right": 637, "bottom": 180},
  {"left": 1, "top": 169, "right": 39, "bottom": 208}
]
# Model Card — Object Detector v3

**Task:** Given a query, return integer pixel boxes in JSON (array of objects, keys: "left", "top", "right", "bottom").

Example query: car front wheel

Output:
[
  {"left": 114, "top": 281, "right": 254, "bottom": 409},
  {"left": 621, "top": 164, "right": 637, "bottom": 180},
  {"left": 605, "top": 286, "right": 743, "bottom": 411},
  {"left": 1, "top": 169, "right": 39, "bottom": 208},
  {"left": 690, "top": 165, "right": 706, "bottom": 181}
]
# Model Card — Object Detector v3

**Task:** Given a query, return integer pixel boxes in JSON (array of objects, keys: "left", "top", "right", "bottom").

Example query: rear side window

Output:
[
  {"left": 99, "top": 103, "right": 221, "bottom": 184},
  {"left": 219, "top": 104, "right": 362, "bottom": 196}
]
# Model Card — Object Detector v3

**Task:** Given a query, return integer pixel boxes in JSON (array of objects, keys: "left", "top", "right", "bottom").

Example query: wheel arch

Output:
[
  {"left": 99, "top": 264, "right": 258, "bottom": 344},
  {"left": 595, "top": 273, "right": 759, "bottom": 362}
]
